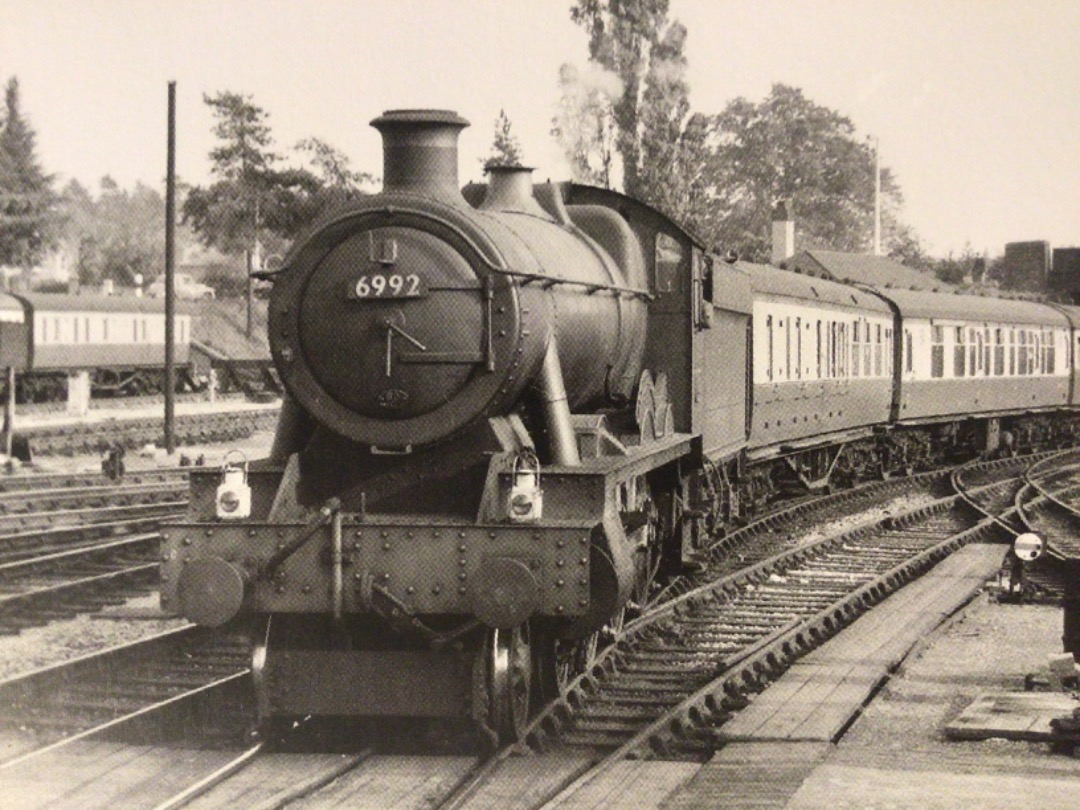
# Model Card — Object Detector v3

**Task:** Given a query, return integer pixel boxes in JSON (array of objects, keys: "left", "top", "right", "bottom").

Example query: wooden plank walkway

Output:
[
  {"left": 944, "top": 692, "right": 1079, "bottom": 742},
  {"left": 719, "top": 543, "right": 1007, "bottom": 743},
  {"left": 662, "top": 543, "right": 1009, "bottom": 810}
]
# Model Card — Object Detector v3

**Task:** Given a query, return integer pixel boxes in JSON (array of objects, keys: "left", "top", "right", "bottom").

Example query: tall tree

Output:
[
  {"left": 551, "top": 62, "right": 619, "bottom": 186},
  {"left": 708, "top": 84, "right": 906, "bottom": 262},
  {"left": 559, "top": 1, "right": 711, "bottom": 232},
  {"left": 0, "top": 77, "right": 57, "bottom": 270},
  {"left": 61, "top": 177, "right": 168, "bottom": 287},
  {"left": 483, "top": 109, "right": 524, "bottom": 169},
  {"left": 183, "top": 92, "right": 283, "bottom": 256},
  {"left": 569, "top": 0, "right": 671, "bottom": 196},
  {"left": 296, "top": 137, "right": 374, "bottom": 192}
]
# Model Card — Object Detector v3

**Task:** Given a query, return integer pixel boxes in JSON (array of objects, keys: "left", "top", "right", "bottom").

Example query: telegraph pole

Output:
[{"left": 164, "top": 81, "right": 177, "bottom": 454}]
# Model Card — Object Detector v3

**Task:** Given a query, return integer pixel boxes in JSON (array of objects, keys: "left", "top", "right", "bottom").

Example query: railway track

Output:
[
  {"left": 22, "top": 405, "right": 279, "bottom": 456},
  {"left": 0, "top": 530, "right": 163, "bottom": 633},
  {"left": 0, "top": 456, "right": 1044, "bottom": 808},
  {"left": 0, "top": 627, "right": 250, "bottom": 768},
  {"left": 0, "top": 472, "right": 187, "bottom": 631}
]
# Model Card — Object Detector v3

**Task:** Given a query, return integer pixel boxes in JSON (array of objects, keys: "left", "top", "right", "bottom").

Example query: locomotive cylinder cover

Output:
[{"left": 269, "top": 110, "right": 646, "bottom": 449}]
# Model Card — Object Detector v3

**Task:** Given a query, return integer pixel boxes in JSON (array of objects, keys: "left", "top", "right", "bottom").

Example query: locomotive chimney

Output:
[
  {"left": 479, "top": 165, "right": 549, "bottom": 217},
  {"left": 371, "top": 109, "right": 470, "bottom": 202}
]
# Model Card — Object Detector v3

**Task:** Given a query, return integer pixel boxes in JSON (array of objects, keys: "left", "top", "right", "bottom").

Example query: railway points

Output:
[
  {"left": 4, "top": 102, "right": 1080, "bottom": 809},
  {"left": 0, "top": 452, "right": 1076, "bottom": 808}
]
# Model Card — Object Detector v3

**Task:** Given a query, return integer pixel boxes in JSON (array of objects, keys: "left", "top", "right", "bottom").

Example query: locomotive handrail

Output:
[{"left": 500, "top": 269, "right": 653, "bottom": 301}]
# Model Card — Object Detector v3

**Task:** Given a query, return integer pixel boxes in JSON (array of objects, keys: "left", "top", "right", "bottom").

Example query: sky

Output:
[{"left": 1, "top": 0, "right": 1077, "bottom": 258}]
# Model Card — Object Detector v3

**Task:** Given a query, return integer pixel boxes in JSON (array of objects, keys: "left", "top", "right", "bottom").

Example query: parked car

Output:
[{"left": 147, "top": 273, "right": 216, "bottom": 300}]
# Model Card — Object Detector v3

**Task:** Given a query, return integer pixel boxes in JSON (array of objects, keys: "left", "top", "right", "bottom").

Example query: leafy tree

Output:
[
  {"left": 886, "top": 223, "right": 933, "bottom": 272},
  {"left": 568, "top": 0, "right": 672, "bottom": 196},
  {"left": 293, "top": 136, "right": 373, "bottom": 222},
  {"left": 0, "top": 77, "right": 58, "bottom": 270},
  {"left": 551, "top": 62, "right": 619, "bottom": 186},
  {"left": 708, "top": 84, "right": 905, "bottom": 262},
  {"left": 296, "top": 137, "right": 374, "bottom": 191},
  {"left": 483, "top": 109, "right": 524, "bottom": 169},
  {"left": 557, "top": 1, "right": 712, "bottom": 233},
  {"left": 183, "top": 92, "right": 284, "bottom": 256},
  {"left": 185, "top": 93, "right": 376, "bottom": 260},
  {"left": 60, "top": 177, "right": 168, "bottom": 287}
]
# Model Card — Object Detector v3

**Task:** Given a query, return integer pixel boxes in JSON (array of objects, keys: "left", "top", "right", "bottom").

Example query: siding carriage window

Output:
[
  {"left": 931, "top": 325, "right": 944, "bottom": 378},
  {"left": 994, "top": 328, "right": 1004, "bottom": 375},
  {"left": 905, "top": 330, "right": 913, "bottom": 373},
  {"left": 1045, "top": 329, "right": 1056, "bottom": 374},
  {"left": 1009, "top": 329, "right": 1016, "bottom": 375},
  {"left": 141, "top": 319, "right": 147, "bottom": 341},
  {"left": 954, "top": 326, "right": 966, "bottom": 377},
  {"left": 968, "top": 327, "right": 977, "bottom": 374},
  {"left": 975, "top": 330, "right": 984, "bottom": 375},
  {"left": 784, "top": 318, "right": 791, "bottom": 380},
  {"left": 983, "top": 328, "right": 991, "bottom": 374},
  {"left": 1018, "top": 331, "right": 1028, "bottom": 376}
]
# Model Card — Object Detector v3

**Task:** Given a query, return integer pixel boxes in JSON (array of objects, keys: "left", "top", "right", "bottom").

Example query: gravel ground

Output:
[
  {"left": 839, "top": 592, "right": 1080, "bottom": 766},
  {"left": 23, "top": 427, "right": 277, "bottom": 476},
  {"left": 783, "top": 491, "right": 943, "bottom": 550},
  {"left": 0, "top": 430, "right": 275, "bottom": 682}
]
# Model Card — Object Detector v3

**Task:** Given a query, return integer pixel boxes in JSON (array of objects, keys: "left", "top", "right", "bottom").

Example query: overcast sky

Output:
[{"left": 1, "top": 0, "right": 1077, "bottom": 257}]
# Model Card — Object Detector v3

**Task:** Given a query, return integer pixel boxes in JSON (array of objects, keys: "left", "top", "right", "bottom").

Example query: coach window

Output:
[
  {"left": 654, "top": 233, "right": 682, "bottom": 294},
  {"left": 968, "top": 328, "right": 977, "bottom": 375},
  {"left": 874, "top": 323, "right": 883, "bottom": 376},
  {"left": 974, "top": 329, "right": 983, "bottom": 375},
  {"left": 795, "top": 317, "right": 802, "bottom": 379},
  {"left": 954, "top": 326, "right": 966, "bottom": 377},
  {"left": 764, "top": 313, "right": 773, "bottom": 384},
  {"left": 931, "top": 326, "right": 945, "bottom": 378},
  {"left": 1018, "top": 331, "right": 1028, "bottom": 375},
  {"left": 766, "top": 314, "right": 773, "bottom": 381},
  {"left": 905, "top": 330, "right": 913, "bottom": 374},
  {"left": 851, "top": 321, "right": 861, "bottom": 378},
  {"left": 815, "top": 320, "right": 823, "bottom": 379},
  {"left": 1044, "top": 328, "right": 1055, "bottom": 373},
  {"left": 994, "top": 328, "right": 1004, "bottom": 375}
]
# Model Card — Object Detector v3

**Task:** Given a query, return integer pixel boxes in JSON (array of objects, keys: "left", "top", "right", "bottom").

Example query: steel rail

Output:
[
  {"left": 539, "top": 502, "right": 1015, "bottom": 805},
  {"left": 0, "top": 515, "right": 172, "bottom": 561}
]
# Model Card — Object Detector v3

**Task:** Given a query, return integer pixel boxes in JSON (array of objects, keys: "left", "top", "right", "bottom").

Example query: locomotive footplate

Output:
[{"left": 161, "top": 518, "right": 595, "bottom": 628}]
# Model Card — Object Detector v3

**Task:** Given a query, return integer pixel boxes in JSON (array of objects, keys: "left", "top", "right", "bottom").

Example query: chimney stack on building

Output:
[{"left": 771, "top": 201, "right": 795, "bottom": 266}]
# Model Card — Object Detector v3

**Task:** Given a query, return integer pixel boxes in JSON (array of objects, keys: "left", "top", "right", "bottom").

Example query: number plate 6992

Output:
[{"left": 348, "top": 273, "right": 427, "bottom": 299}]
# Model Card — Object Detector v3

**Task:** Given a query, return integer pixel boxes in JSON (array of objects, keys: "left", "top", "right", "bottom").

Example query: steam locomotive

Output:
[{"left": 161, "top": 109, "right": 1080, "bottom": 744}]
